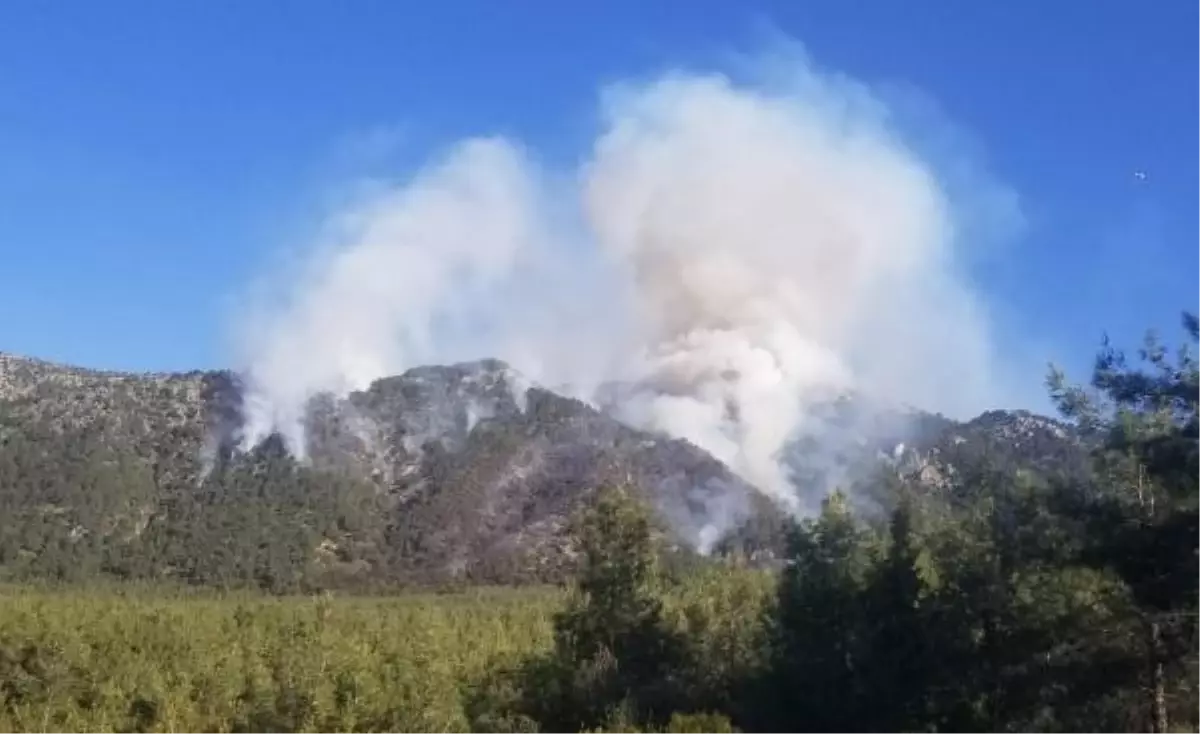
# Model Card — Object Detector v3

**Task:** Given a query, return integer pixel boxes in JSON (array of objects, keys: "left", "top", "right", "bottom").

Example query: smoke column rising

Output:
[
  {"left": 234, "top": 47, "right": 1025, "bottom": 516},
  {"left": 237, "top": 138, "right": 548, "bottom": 454}
]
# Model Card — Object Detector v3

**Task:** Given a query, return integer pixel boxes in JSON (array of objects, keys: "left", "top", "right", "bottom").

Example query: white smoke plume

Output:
[
  {"left": 236, "top": 138, "right": 549, "bottom": 454},
  {"left": 233, "top": 45, "right": 1028, "bottom": 518}
]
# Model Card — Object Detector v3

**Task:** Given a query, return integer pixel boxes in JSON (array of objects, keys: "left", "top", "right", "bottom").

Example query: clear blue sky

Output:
[{"left": 1, "top": 1, "right": 1196, "bottom": 389}]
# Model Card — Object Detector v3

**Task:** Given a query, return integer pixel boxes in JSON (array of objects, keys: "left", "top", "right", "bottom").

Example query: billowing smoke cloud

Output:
[
  {"left": 236, "top": 138, "right": 549, "bottom": 453},
  {"left": 234, "top": 45, "right": 1028, "bottom": 521}
]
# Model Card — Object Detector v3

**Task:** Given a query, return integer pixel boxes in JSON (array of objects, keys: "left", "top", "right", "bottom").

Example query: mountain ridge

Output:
[{"left": 0, "top": 350, "right": 1086, "bottom": 590}]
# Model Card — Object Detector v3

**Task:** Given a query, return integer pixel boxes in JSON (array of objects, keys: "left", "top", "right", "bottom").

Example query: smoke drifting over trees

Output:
[{"left": 235, "top": 45, "right": 1032, "bottom": 517}]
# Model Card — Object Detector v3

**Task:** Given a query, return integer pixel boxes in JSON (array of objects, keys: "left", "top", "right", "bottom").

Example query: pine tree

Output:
[
  {"left": 1048, "top": 311, "right": 1199, "bottom": 732},
  {"left": 768, "top": 490, "right": 876, "bottom": 731}
]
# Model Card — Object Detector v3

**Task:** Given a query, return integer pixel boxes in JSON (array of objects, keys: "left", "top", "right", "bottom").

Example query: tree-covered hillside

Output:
[
  {"left": 0, "top": 346, "right": 1096, "bottom": 592},
  {"left": 0, "top": 355, "right": 787, "bottom": 589}
]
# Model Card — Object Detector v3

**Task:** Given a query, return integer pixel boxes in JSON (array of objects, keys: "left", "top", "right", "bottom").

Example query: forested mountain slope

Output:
[{"left": 0, "top": 351, "right": 1086, "bottom": 590}]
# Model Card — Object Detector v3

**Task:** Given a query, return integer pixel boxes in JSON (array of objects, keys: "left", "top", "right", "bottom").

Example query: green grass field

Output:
[{"left": 0, "top": 571, "right": 772, "bottom": 732}]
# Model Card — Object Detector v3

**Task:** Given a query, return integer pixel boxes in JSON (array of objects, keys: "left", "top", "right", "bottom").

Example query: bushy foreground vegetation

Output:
[
  {"left": 0, "top": 585, "right": 552, "bottom": 732},
  {"left": 0, "top": 318, "right": 1195, "bottom": 733},
  {"left": 0, "top": 570, "right": 768, "bottom": 733}
]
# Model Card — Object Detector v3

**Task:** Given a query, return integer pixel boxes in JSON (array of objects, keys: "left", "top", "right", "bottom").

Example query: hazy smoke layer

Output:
[{"left": 235, "top": 49, "right": 1023, "bottom": 517}]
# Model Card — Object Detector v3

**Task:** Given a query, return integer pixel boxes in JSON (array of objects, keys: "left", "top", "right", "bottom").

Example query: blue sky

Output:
[{"left": 1, "top": 1, "right": 1196, "bottom": 392}]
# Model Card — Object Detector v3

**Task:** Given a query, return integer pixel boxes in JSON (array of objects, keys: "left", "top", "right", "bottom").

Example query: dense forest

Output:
[{"left": 0, "top": 315, "right": 1196, "bottom": 732}]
